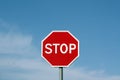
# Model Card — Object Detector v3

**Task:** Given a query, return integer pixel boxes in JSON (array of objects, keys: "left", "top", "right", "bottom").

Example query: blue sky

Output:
[{"left": 0, "top": 0, "right": 120, "bottom": 80}]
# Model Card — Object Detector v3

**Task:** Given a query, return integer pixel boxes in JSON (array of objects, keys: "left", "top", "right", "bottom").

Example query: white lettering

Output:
[
  {"left": 69, "top": 43, "right": 76, "bottom": 53},
  {"left": 45, "top": 43, "right": 52, "bottom": 54},
  {"left": 60, "top": 43, "right": 68, "bottom": 54},
  {"left": 53, "top": 43, "right": 60, "bottom": 54},
  {"left": 44, "top": 43, "right": 76, "bottom": 54}
]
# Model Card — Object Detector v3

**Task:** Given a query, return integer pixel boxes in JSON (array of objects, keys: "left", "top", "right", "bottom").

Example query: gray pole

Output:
[{"left": 59, "top": 67, "right": 63, "bottom": 80}]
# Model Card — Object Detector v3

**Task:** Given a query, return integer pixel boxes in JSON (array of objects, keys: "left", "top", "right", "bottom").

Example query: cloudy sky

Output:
[{"left": 0, "top": 0, "right": 120, "bottom": 80}]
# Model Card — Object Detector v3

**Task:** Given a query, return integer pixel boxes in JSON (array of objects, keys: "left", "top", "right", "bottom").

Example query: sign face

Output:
[{"left": 41, "top": 30, "right": 79, "bottom": 67}]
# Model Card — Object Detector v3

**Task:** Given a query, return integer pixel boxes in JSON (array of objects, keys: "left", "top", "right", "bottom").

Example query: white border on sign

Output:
[{"left": 41, "top": 30, "right": 80, "bottom": 67}]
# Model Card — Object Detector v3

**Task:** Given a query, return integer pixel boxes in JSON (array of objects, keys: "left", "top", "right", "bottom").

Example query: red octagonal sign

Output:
[{"left": 41, "top": 30, "right": 79, "bottom": 67}]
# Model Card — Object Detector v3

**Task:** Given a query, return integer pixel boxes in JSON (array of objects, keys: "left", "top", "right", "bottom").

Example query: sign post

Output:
[
  {"left": 59, "top": 67, "right": 63, "bottom": 80},
  {"left": 41, "top": 30, "right": 80, "bottom": 80}
]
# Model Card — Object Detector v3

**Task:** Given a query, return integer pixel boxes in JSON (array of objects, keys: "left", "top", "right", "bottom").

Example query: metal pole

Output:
[{"left": 59, "top": 67, "right": 63, "bottom": 80}]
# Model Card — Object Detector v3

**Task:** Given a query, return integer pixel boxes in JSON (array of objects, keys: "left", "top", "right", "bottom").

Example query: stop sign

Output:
[{"left": 41, "top": 30, "right": 79, "bottom": 67}]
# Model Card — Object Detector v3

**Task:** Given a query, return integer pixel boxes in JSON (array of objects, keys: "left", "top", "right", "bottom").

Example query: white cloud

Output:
[
  {"left": 0, "top": 20, "right": 120, "bottom": 80},
  {"left": 0, "top": 58, "right": 58, "bottom": 80},
  {"left": 0, "top": 33, "right": 35, "bottom": 54},
  {"left": 1, "top": 57, "right": 120, "bottom": 80},
  {"left": 0, "top": 19, "right": 37, "bottom": 55}
]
